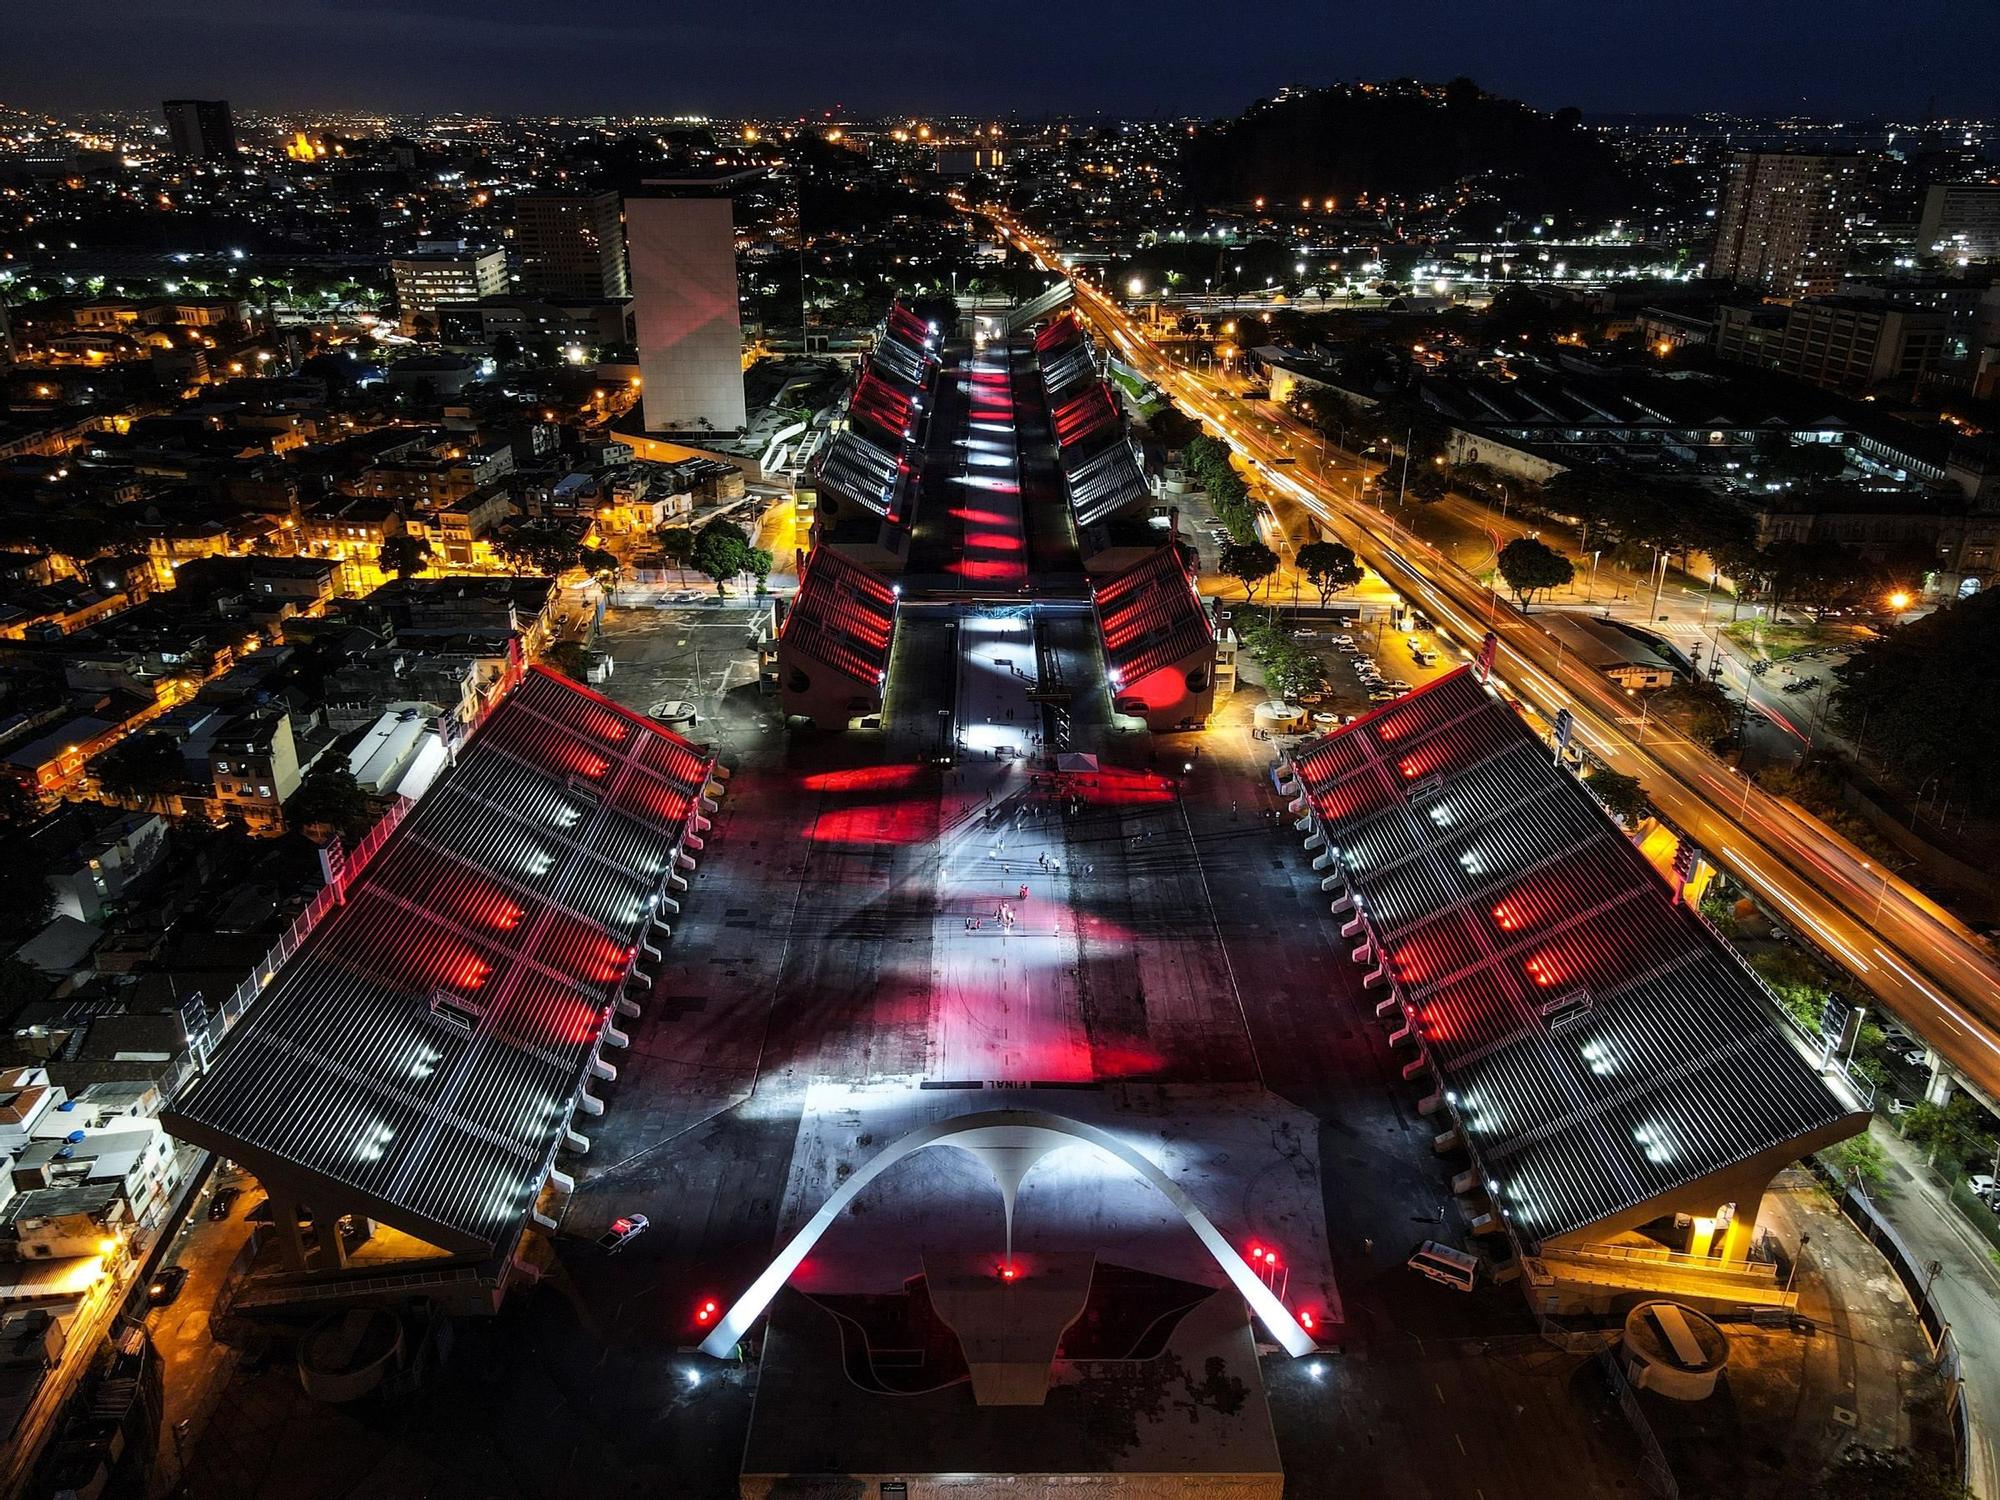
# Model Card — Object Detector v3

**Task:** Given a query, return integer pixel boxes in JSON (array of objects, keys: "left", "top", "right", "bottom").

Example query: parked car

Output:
[
  {"left": 1407, "top": 1240, "right": 1479, "bottom": 1291},
  {"left": 1293, "top": 628, "right": 1317, "bottom": 639},
  {"left": 1969, "top": 1174, "right": 1998, "bottom": 1199},
  {"left": 207, "top": 1186, "right": 240, "bottom": 1221},
  {"left": 146, "top": 1266, "right": 189, "bottom": 1307},
  {"left": 598, "top": 1213, "right": 650, "bottom": 1253}
]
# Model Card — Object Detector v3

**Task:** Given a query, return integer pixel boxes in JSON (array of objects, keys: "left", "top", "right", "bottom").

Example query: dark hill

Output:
[{"left": 1180, "top": 79, "right": 1644, "bottom": 224}]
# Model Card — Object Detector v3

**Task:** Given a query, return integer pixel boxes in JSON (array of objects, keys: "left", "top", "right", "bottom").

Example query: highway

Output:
[{"left": 983, "top": 209, "right": 2000, "bottom": 1104}]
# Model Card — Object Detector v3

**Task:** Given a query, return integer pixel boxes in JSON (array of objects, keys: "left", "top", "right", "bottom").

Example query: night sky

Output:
[{"left": 6, "top": 0, "right": 1997, "bottom": 120}]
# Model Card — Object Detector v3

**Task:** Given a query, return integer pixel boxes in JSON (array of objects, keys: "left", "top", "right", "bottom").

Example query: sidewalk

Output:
[{"left": 1869, "top": 1121, "right": 2000, "bottom": 1497}]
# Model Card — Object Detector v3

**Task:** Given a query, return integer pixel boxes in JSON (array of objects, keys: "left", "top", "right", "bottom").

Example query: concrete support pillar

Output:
[
  {"left": 1302, "top": 832, "right": 1326, "bottom": 853},
  {"left": 1400, "top": 1055, "right": 1430, "bottom": 1082},
  {"left": 675, "top": 851, "right": 697, "bottom": 872},
  {"left": 699, "top": 795, "right": 720, "bottom": 815},
  {"left": 1330, "top": 892, "right": 1356, "bottom": 914},
  {"left": 1926, "top": 1052, "right": 1956, "bottom": 1108},
  {"left": 1311, "top": 850, "right": 1337, "bottom": 871},
  {"left": 668, "top": 873, "right": 689, "bottom": 893},
  {"left": 1340, "top": 913, "right": 1366, "bottom": 939},
  {"left": 656, "top": 895, "right": 681, "bottom": 915},
  {"left": 1433, "top": 1129, "right": 1461, "bottom": 1154},
  {"left": 615, "top": 996, "right": 642, "bottom": 1019},
  {"left": 562, "top": 1126, "right": 591, "bottom": 1154},
  {"left": 602, "top": 1022, "right": 630, "bottom": 1049},
  {"left": 1374, "top": 994, "right": 1401, "bottom": 1019},
  {"left": 269, "top": 1192, "right": 310, "bottom": 1273},
  {"left": 683, "top": 833, "right": 705, "bottom": 853},
  {"left": 546, "top": 1165, "right": 576, "bottom": 1195},
  {"left": 311, "top": 1211, "right": 348, "bottom": 1270},
  {"left": 589, "top": 1054, "right": 618, "bottom": 1083},
  {"left": 1363, "top": 963, "right": 1390, "bottom": 989},
  {"left": 574, "top": 1089, "right": 605, "bottom": 1118},
  {"left": 626, "top": 971, "right": 654, "bottom": 992}
]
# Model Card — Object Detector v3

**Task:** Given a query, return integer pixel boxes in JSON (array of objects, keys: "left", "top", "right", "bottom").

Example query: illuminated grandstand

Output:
[
  {"left": 1275, "top": 668, "right": 1867, "bottom": 1269},
  {"left": 163, "top": 667, "right": 725, "bottom": 1302}
]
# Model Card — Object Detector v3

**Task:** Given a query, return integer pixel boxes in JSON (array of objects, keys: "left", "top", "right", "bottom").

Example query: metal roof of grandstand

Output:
[
  {"left": 163, "top": 667, "right": 716, "bottom": 1255},
  {"left": 779, "top": 543, "right": 899, "bottom": 688},
  {"left": 874, "top": 301, "right": 940, "bottom": 389},
  {"left": 848, "top": 366, "right": 920, "bottom": 444},
  {"left": 1093, "top": 545, "right": 1213, "bottom": 688},
  {"left": 816, "top": 419, "right": 906, "bottom": 521},
  {"left": 1051, "top": 385, "right": 1122, "bottom": 452},
  {"left": 1287, "top": 667, "right": 1857, "bottom": 1244},
  {"left": 1065, "top": 440, "right": 1152, "bottom": 528},
  {"left": 1035, "top": 313, "right": 1096, "bottom": 399}
]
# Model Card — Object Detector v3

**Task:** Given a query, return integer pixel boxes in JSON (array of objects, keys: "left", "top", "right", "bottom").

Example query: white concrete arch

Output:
[{"left": 698, "top": 1106, "right": 1318, "bottom": 1358}]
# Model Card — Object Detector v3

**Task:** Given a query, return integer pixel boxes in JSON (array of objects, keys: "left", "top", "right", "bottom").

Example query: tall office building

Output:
[
  {"left": 507, "top": 191, "right": 629, "bottom": 299},
  {"left": 1710, "top": 152, "right": 1858, "bottom": 297},
  {"left": 1918, "top": 182, "right": 2000, "bottom": 264},
  {"left": 163, "top": 99, "right": 238, "bottom": 160},
  {"left": 627, "top": 171, "right": 758, "bottom": 436},
  {"left": 391, "top": 242, "right": 509, "bottom": 335}
]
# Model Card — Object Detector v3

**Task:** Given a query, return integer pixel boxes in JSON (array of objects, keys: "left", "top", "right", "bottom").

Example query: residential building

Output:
[
  {"left": 347, "top": 441, "right": 515, "bottom": 509},
  {"left": 207, "top": 710, "right": 304, "bottom": 834},
  {"left": 11, "top": 1122, "right": 180, "bottom": 1228},
  {"left": 1710, "top": 152, "right": 1859, "bottom": 297},
  {"left": 1917, "top": 181, "right": 2000, "bottom": 264},
  {"left": 1714, "top": 298, "right": 1953, "bottom": 390},
  {"left": 0, "top": 1185, "right": 129, "bottom": 1262},
  {"left": 390, "top": 243, "right": 509, "bottom": 336},
  {"left": 435, "top": 295, "right": 632, "bottom": 356},
  {"left": 0, "top": 1070, "right": 65, "bottom": 1160},
  {"left": 627, "top": 173, "right": 757, "bottom": 435},
  {"left": 419, "top": 483, "right": 516, "bottom": 568},
  {"left": 162, "top": 99, "right": 236, "bottom": 161},
  {"left": 44, "top": 813, "right": 169, "bottom": 923},
  {"left": 506, "top": 191, "right": 629, "bottom": 298}
]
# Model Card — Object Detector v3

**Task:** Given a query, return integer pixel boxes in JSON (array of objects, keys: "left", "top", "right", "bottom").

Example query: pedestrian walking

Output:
[{"left": 1019, "top": 884, "right": 1030, "bottom": 901}]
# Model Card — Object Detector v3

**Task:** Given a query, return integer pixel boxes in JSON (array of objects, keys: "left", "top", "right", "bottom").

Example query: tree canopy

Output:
[
  {"left": 1219, "top": 540, "right": 1280, "bottom": 601},
  {"left": 688, "top": 518, "right": 758, "bottom": 596},
  {"left": 95, "top": 734, "right": 186, "bottom": 805},
  {"left": 1296, "top": 541, "right": 1363, "bottom": 607},
  {"left": 378, "top": 534, "right": 433, "bottom": 580},
  {"left": 1836, "top": 587, "right": 2000, "bottom": 813},
  {"left": 287, "top": 764, "right": 373, "bottom": 842},
  {"left": 494, "top": 527, "right": 583, "bottom": 577},
  {"left": 1495, "top": 536, "right": 1574, "bottom": 610}
]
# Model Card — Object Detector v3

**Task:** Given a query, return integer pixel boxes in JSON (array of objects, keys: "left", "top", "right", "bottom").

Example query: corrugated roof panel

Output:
[
  {"left": 1289, "top": 665, "right": 1857, "bottom": 1243},
  {"left": 163, "top": 667, "right": 716, "bottom": 1253}
]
